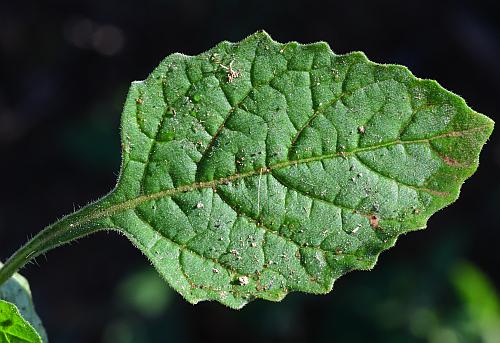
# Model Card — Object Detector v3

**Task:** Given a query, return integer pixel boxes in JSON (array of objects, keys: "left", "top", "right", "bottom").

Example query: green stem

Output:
[
  {"left": 0, "top": 199, "right": 109, "bottom": 286},
  {"left": 0, "top": 230, "right": 49, "bottom": 286}
]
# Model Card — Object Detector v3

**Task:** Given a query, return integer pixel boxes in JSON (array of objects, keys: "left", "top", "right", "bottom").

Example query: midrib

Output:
[{"left": 71, "top": 124, "right": 487, "bottom": 228}]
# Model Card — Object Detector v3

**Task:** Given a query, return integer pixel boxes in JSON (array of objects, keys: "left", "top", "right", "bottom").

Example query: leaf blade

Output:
[{"left": 94, "top": 31, "right": 493, "bottom": 308}]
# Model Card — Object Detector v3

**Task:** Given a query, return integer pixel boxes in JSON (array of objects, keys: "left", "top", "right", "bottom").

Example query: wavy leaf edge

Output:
[
  {"left": 4, "top": 31, "right": 490, "bottom": 310},
  {"left": 100, "top": 31, "right": 494, "bottom": 308}
]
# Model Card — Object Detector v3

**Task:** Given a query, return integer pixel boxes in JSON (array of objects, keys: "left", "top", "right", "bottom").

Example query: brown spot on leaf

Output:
[
  {"left": 439, "top": 154, "right": 468, "bottom": 168},
  {"left": 369, "top": 215, "right": 379, "bottom": 229}
]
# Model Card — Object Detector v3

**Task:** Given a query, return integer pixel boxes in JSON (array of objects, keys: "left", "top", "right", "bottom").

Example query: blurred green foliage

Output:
[
  {"left": 116, "top": 269, "right": 171, "bottom": 318},
  {"left": 451, "top": 262, "right": 500, "bottom": 343}
]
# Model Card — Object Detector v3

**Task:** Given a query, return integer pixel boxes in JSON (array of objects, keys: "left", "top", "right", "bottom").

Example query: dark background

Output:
[{"left": 1, "top": 0, "right": 499, "bottom": 342}]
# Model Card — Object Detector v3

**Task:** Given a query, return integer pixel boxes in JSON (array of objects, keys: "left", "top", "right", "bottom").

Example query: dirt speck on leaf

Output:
[
  {"left": 238, "top": 276, "right": 249, "bottom": 286},
  {"left": 369, "top": 215, "right": 379, "bottom": 229}
]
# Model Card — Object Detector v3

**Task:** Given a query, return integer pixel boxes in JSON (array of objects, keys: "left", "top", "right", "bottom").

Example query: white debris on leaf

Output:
[{"left": 238, "top": 276, "right": 249, "bottom": 286}]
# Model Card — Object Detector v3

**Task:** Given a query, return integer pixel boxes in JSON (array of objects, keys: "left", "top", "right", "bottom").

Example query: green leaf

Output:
[
  {"left": 0, "top": 263, "right": 47, "bottom": 342},
  {"left": 91, "top": 31, "right": 494, "bottom": 308},
  {"left": 92, "top": 31, "right": 493, "bottom": 308},
  {"left": 0, "top": 301, "right": 42, "bottom": 343},
  {"left": 0, "top": 31, "right": 493, "bottom": 309}
]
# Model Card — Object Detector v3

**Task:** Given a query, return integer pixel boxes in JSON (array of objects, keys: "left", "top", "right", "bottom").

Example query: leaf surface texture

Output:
[{"left": 82, "top": 31, "right": 493, "bottom": 308}]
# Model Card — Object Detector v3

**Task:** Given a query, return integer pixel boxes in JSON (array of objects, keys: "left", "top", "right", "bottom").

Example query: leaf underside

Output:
[{"left": 84, "top": 31, "right": 493, "bottom": 308}]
